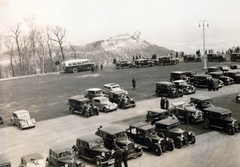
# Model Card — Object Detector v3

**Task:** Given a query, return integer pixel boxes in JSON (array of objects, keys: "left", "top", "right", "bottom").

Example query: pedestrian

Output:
[
  {"left": 91, "top": 66, "right": 94, "bottom": 73},
  {"left": 114, "top": 147, "right": 123, "bottom": 167},
  {"left": 165, "top": 98, "right": 169, "bottom": 110},
  {"left": 160, "top": 97, "right": 165, "bottom": 109},
  {"left": 122, "top": 147, "right": 128, "bottom": 167},
  {"left": 132, "top": 77, "right": 136, "bottom": 89},
  {"left": 100, "top": 64, "right": 103, "bottom": 70},
  {"left": 212, "top": 78, "right": 219, "bottom": 91}
]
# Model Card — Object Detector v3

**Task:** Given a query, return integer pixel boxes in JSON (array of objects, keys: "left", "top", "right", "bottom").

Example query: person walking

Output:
[
  {"left": 114, "top": 147, "right": 123, "bottom": 167},
  {"left": 212, "top": 78, "right": 219, "bottom": 91},
  {"left": 100, "top": 64, "right": 103, "bottom": 70},
  {"left": 122, "top": 147, "right": 128, "bottom": 167},
  {"left": 132, "top": 77, "right": 136, "bottom": 89},
  {"left": 165, "top": 98, "right": 169, "bottom": 110},
  {"left": 160, "top": 97, "right": 165, "bottom": 109}
]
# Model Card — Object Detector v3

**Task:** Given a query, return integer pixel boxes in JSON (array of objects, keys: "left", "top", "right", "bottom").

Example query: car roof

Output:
[
  {"left": 208, "top": 66, "right": 219, "bottom": 69},
  {"left": 203, "top": 106, "right": 232, "bottom": 115},
  {"left": 50, "top": 145, "right": 72, "bottom": 153},
  {"left": 98, "top": 124, "right": 126, "bottom": 135},
  {"left": 104, "top": 83, "right": 119, "bottom": 87},
  {"left": 147, "top": 110, "right": 169, "bottom": 114},
  {"left": 173, "top": 80, "right": 186, "bottom": 83},
  {"left": 13, "top": 110, "right": 29, "bottom": 114},
  {"left": 190, "top": 96, "right": 212, "bottom": 101},
  {"left": 109, "top": 90, "right": 125, "bottom": 94},
  {"left": 171, "top": 71, "right": 185, "bottom": 74},
  {"left": 69, "top": 96, "right": 89, "bottom": 102},
  {"left": 208, "top": 72, "right": 223, "bottom": 75},
  {"left": 86, "top": 88, "right": 102, "bottom": 91},
  {"left": 172, "top": 101, "right": 185, "bottom": 106},
  {"left": 21, "top": 153, "right": 44, "bottom": 162},
  {"left": 155, "top": 117, "right": 179, "bottom": 126},
  {"left": 130, "top": 122, "right": 154, "bottom": 131},
  {"left": 156, "top": 81, "right": 174, "bottom": 85},
  {"left": 130, "top": 122, "right": 148, "bottom": 128},
  {"left": 92, "top": 96, "right": 107, "bottom": 100},
  {"left": 77, "top": 134, "right": 102, "bottom": 143},
  {"left": 63, "top": 59, "right": 90, "bottom": 63},
  {"left": 0, "top": 154, "right": 10, "bottom": 165}
]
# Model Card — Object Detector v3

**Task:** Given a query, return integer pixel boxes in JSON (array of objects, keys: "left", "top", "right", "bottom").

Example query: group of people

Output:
[
  {"left": 114, "top": 147, "right": 128, "bottom": 167},
  {"left": 208, "top": 78, "right": 220, "bottom": 91},
  {"left": 160, "top": 97, "right": 169, "bottom": 110},
  {"left": 91, "top": 64, "right": 103, "bottom": 73}
]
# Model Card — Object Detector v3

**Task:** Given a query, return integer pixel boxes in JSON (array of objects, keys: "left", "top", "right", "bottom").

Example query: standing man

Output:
[
  {"left": 100, "top": 64, "right": 103, "bottom": 70},
  {"left": 165, "top": 98, "right": 169, "bottom": 110},
  {"left": 122, "top": 147, "right": 128, "bottom": 167},
  {"left": 212, "top": 78, "right": 218, "bottom": 91},
  {"left": 160, "top": 97, "right": 165, "bottom": 109},
  {"left": 114, "top": 147, "right": 123, "bottom": 167},
  {"left": 132, "top": 77, "right": 136, "bottom": 89}
]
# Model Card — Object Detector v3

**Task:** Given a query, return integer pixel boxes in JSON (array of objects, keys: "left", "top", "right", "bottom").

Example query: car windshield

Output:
[
  {"left": 57, "top": 151, "right": 72, "bottom": 158},
  {"left": 89, "top": 139, "right": 104, "bottom": 148},
  {"left": 17, "top": 112, "right": 30, "bottom": 119},
  {"left": 203, "top": 100, "right": 213, "bottom": 107},
  {"left": 221, "top": 113, "right": 231, "bottom": 119},
  {"left": 145, "top": 128, "right": 157, "bottom": 137},
  {"left": 115, "top": 132, "right": 128, "bottom": 140},
  {"left": 26, "top": 159, "right": 45, "bottom": 167},
  {"left": 100, "top": 98, "right": 108, "bottom": 102},
  {"left": 111, "top": 85, "right": 120, "bottom": 89}
]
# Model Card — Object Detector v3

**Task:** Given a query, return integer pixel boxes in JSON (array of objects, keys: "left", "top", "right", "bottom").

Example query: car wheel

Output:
[
  {"left": 194, "top": 82, "right": 198, "bottom": 87},
  {"left": 95, "top": 109, "right": 99, "bottom": 115},
  {"left": 84, "top": 112, "right": 90, "bottom": 118},
  {"left": 226, "top": 126, "right": 235, "bottom": 135},
  {"left": 69, "top": 106, "right": 74, "bottom": 112},
  {"left": 167, "top": 141, "right": 175, "bottom": 151},
  {"left": 122, "top": 104, "right": 127, "bottom": 109},
  {"left": 203, "top": 119, "right": 210, "bottom": 129},
  {"left": 95, "top": 158, "right": 103, "bottom": 167},
  {"left": 174, "top": 138, "right": 182, "bottom": 149},
  {"left": 152, "top": 145, "right": 162, "bottom": 156},
  {"left": 189, "top": 116, "right": 196, "bottom": 124},
  {"left": 189, "top": 135, "right": 196, "bottom": 144},
  {"left": 103, "top": 107, "right": 107, "bottom": 113},
  {"left": 19, "top": 123, "right": 23, "bottom": 130},
  {"left": 72, "top": 68, "right": 78, "bottom": 73}
]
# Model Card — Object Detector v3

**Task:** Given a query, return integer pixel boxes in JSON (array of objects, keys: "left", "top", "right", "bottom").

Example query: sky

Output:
[{"left": 0, "top": 0, "right": 240, "bottom": 54}]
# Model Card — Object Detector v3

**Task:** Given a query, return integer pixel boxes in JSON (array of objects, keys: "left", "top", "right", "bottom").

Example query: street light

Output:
[{"left": 199, "top": 20, "right": 209, "bottom": 70}]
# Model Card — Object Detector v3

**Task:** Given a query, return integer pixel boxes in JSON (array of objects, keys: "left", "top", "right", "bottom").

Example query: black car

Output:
[
  {"left": 158, "top": 56, "right": 178, "bottom": 66},
  {"left": 170, "top": 71, "right": 188, "bottom": 82},
  {"left": 224, "top": 70, "right": 240, "bottom": 83},
  {"left": 116, "top": 60, "right": 134, "bottom": 69},
  {"left": 134, "top": 59, "right": 153, "bottom": 68},
  {"left": 208, "top": 72, "right": 234, "bottom": 85},
  {"left": 72, "top": 134, "right": 115, "bottom": 167},
  {"left": 202, "top": 107, "right": 240, "bottom": 135},
  {"left": 173, "top": 80, "right": 196, "bottom": 94},
  {"left": 145, "top": 110, "right": 170, "bottom": 125},
  {"left": 193, "top": 74, "right": 213, "bottom": 87},
  {"left": 230, "top": 53, "right": 240, "bottom": 62},
  {"left": 190, "top": 97, "right": 214, "bottom": 111},
  {"left": 155, "top": 81, "right": 183, "bottom": 98},
  {"left": 68, "top": 96, "right": 99, "bottom": 118},
  {"left": 215, "top": 65, "right": 231, "bottom": 73},
  {"left": 0, "top": 154, "right": 11, "bottom": 167},
  {"left": 95, "top": 124, "right": 143, "bottom": 159},
  {"left": 108, "top": 90, "right": 136, "bottom": 109},
  {"left": 126, "top": 122, "right": 174, "bottom": 156},
  {"left": 230, "top": 64, "right": 240, "bottom": 70},
  {"left": 207, "top": 53, "right": 226, "bottom": 62},
  {"left": 155, "top": 117, "right": 196, "bottom": 149},
  {"left": 183, "top": 55, "right": 201, "bottom": 62},
  {"left": 205, "top": 66, "right": 222, "bottom": 74}
]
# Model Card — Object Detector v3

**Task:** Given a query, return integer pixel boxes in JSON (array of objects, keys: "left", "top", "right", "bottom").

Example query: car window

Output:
[{"left": 17, "top": 112, "right": 30, "bottom": 119}]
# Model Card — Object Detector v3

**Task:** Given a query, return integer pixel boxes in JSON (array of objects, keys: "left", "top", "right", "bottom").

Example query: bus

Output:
[{"left": 62, "top": 59, "right": 94, "bottom": 73}]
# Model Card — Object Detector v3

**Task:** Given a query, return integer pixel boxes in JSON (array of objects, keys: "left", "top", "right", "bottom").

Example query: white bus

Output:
[{"left": 62, "top": 59, "right": 94, "bottom": 73}]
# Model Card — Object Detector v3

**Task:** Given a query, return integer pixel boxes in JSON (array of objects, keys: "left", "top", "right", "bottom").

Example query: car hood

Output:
[
  {"left": 169, "top": 127, "right": 185, "bottom": 134},
  {"left": 91, "top": 146, "right": 109, "bottom": 153},
  {"left": 224, "top": 117, "right": 237, "bottom": 122},
  {"left": 186, "top": 106, "right": 200, "bottom": 113},
  {"left": 58, "top": 155, "right": 76, "bottom": 164}
]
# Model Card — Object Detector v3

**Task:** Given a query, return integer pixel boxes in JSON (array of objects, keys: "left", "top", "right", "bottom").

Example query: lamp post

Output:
[{"left": 199, "top": 20, "right": 209, "bottom": 70}]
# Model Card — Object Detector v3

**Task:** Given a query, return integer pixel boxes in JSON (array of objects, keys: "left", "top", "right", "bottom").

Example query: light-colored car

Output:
[
  {"left": 103, "top": 83, "right": 128, "bottom": 95},
  {"left": 92, "top": 97, "right": 118, "bottom": 112},
  {"left": 85, "top": 88, "right": 105, "bottom": 99},
  {"left": 11, "top": 110, "right": 36, "bottom": 130},
  {"left": 19, "top": 153, "right": 45, "bottom": 167},
  {"left": 173, "top": 80, "right": 196, "bottom": 94},
  {"left": 172, "top": 101, "right": 203, "bottom": 124},
  {"left": 0, "top": 154, "right": 11, "bottom": 167}
]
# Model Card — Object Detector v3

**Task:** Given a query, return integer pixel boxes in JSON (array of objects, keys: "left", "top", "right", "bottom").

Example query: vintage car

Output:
[
  {"left": 0, "top": 154, "right": 11, "bottom": 167},
  {"left": 46, "top": 145, "right": 85, "bottom": 167},
  {"left": 134, "top": 59, "right": 154, "bottom": 68},
  {"left": 171, "top": 101, "right": 203, "bottom": 124},
  {"left": 19, "top": 153, "right": 45, "bottom": 167},
  {"left": 155, "top": 117, "right": 196, "bottom": 149},
  {"left": 205, "top": 66, "right": 222, "bottom": 74},
  {"left": 215, "top": 65, "right": 231, "bottom": 73},
  {"left": 208, "top": 72, "right": 234, "bottom": 85},
  {"left": 158, "top": 56, "right": 178, "bottom": 65},
  {"left": 190, "top": 97, "right": 214, "bottom": 111},
  {"left": 72, "top": 134, "right": 115, "bottom": 167},
  {"left": 183, "top": 55, "right": 201, "bottom": 62},
  {"left": 230, "top": 64, "right": 240, "bottom": 70},
  {"left": 103, "top": 83, "right": 128, "bottom": 95},
  {"left": 236, "top": 92, "right": 240, "bottom": 102},
  {"left": 116, "top": 60, "right": 134, "bottom": 69},
  {"left": 170, "top": 71, "right": 188, "bottom": 82},
  {"left": 127, "top": 122, "right": 174, "bottom": 156},
  {"left": 155, "top": 81, "right": 183, "bottom": 98},
  {"left": 85, "top": 88, "right": 105, "bottom": 99},
  {"left": 224, "top": 70, "right": 240, "bottom": 83},
  {"left": 0, "top": 115, "right": 3, "bottom": 124},
  {"left": 207, "top": 53, "right": 226, "bottom": 62},
  {"left": 193, "top": 74, "right": 213, "bottom": 87},
  {"left": 92, "top": 97, "right": 118, "bottom": 112},
  {"left": 145, "top": 110, "right": 171, "bottom": 125},
  {"left": 230, "top": 53, "right": 240, "bottom": 62},
  {"left": 10, "top": 110, "right": 36, "bottom": 130},
  {"left": 68, "top": 96, "right": 99, "bottom": 117},
  {"left": 202, "top": 107, "right": 240, "bottom": 135},
  {"left": 173, "top": 80, "right": 196, "bottom": 94},
  {"left": 95, "top": 124, "right": 143, "bottom": 159},
  {"left": 108, "top": 90, "right": 136, "bottom": 109}
]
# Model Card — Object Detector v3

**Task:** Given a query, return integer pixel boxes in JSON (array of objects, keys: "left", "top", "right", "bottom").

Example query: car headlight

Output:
[
  {"left": 111, "top": 150, "right": 114, "bottom": 154},
  {"left": 188, "top": 132, "right": 191, "bottom": 135},
  {"left": 181, "top": 134, "right": 184, "bottom": 138},
  {"left": 101, "top": 152, "right": 105, "bottom": 157},
  {"left": 65, "top": 164, "right": 69, "bottom": 167}
]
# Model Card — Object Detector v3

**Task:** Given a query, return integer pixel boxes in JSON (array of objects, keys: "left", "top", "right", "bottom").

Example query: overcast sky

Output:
[{"left": 0, "top": 0, "right": 240, "bottom": 54}]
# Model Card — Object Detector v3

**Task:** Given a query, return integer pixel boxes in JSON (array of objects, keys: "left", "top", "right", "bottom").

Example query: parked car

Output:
[
  {"left": 173, "top": 80, "right": 196, "bottom": 94},
  {"left": 224, "top": 70, "right": 240, "bottom": 83},
  {"left": 0, "top": 154, "right": 11, "bottom": 167},
  {"left": 126, "top": 122, "right": 174, "bottom": 156},
  {"left": 46, "top": 145, "right": 85, "bottom": 167},
  {"left": 134, "top": 59, "right": 154, "bottom": 68},
  {"left": 190, "top": 97, "right": 214, "bottom": 111},
  {"left": 207, "top": 53, "right": 226, "bottom": 62},
  {"left": 183, "top": 55, "right": 201, "bottom": 62},
  {"left": 72, "top": 134, "right": 115, "bottom": 167},
  {"left": 202, "top": 107, "right": 240, "bottom": 135},
  {"left": 69, "top": 96, "right": 99, "bottom": 117},
  {"left": 205, "top": 66, "right": 222, "bottom": 74},
  {"left": 92, "top": 97, "right": 118, "bottom": 112},
  {"left": 145, "top": 110, "right": 171, "bottom": 125},
  {"left": 108, "top": 90, "right": 136, "bottom": 109},
  {"left": 19, "top": 153, "right": 45, "bottom": 167},
  {"left": 0, "top": 115, "right": 3, "bottom": 124},
  {"left": 10, "top": 110, "right": 36, "bottom": 130},
  {"left": 116, "top": 60, "right": 134, "bottom": 69},
  {"left": 171, "top": 101, "right": 203, "bottom": 124},
  {"left": 158, "top": 56, "right": 178, "bottom": 65},
  {"left": 95, "top": 124, "right": 143, "bottom": 159},
  {"left": 85, "top": 88, "right": 105, "bottom": 99},
  {"left": 193, "top": 74, "right": 213, "bottom": 87},
  {"left": 215, "top": 65, "right": 231, "bottom": 73},
  {"left": 155, "top": 81, "right": 183, "bottom": 98},
  {"left": 208, "top": 72, "right": 234, "bottom": 85},
  {"left": 236, "top": 92, "right": 240, "bottom": 102},
  {"left": 230, "top": 64, "right": 240, "bottom": 70},
  {"left": 103, "top": 83, "right": 128, "bottom": 95},
  {"left": 170, "top": 71, "right": 188, "bottom": 82},
  {"left": 230, "top": 53, "right": 240, "bottom": 61},
  {"left": 155, "top": 118, "right": 196, "bottom": 149}
]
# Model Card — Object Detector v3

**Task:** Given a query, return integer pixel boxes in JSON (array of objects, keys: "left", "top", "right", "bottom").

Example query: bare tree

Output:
[
  {"left": 4, "top": 37, "right": 15, "bottom": 77},
  {"left": 51, "top": 26, "right": 66, "bottom": 61},
  {"left": 46, "top": 26, "right": 54, "bottom": 72},
  {"left": 69, "top": 42, "right": 77, "bottom": 59},
  {"left": 36, "top": 31, "right": 46, "bottom": 73}
]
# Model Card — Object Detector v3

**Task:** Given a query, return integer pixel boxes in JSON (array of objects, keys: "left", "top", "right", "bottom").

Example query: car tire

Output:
[
  {"left": 189, "top": 135, "right": 196, "bottom": 144},
  {"left": 69, "top": 106, "right": 74, "bottom": 112},
  {"left": 203, "top": 119, "right": 210, "bottom": 129},
  {"left": 189, "top": 116, "right": 196, "bottom": 124},
  {"left": 226, "top": 126, "right": 235, "bottom": 135},
  {"left": 167, "top": 141, "right": 175, "bottom": 151},
  {"left": 84, "top": 112, "right": 90, "bottom": 118},
  {"left": 152, "top": 145, "right": 162, "bottom": 156},
  {"left": 122, "top": 104, "right": 127, "bottom": 109},
  {"left": 19, "top": 123, "right": 23, "bottom": 130},
  {"left": 72, "top": 68, "right": 78, "bottom": 73},
  {"left": 103, "top": 107, "right": 107, "bottom": 113},
  {"left": 95, "top": 158, "right": 103, "bottom": 167},
  {"left": 174, "top": 138, "right": 182, "bottom": 149},
  {"left": 95, "top": 109, "right": 99, "bottom": 115}
]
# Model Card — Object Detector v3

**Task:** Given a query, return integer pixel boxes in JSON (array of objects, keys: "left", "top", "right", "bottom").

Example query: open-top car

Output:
[
  {"left": 69, "top": 96, "right": 99, "bottom": 118},
  {"left": 72, "top": 134, "right": 115, "bottom": 167},
  {"left": 108, "top": 90, "right": 136, "bottom": 109},
  {"left": 155, "top": 117, "right": 196, "bottom": 149},
  {"left": 173, "top": 80, "right": 196, "bottom": 94},
  {"left": 10, "top": 110, "right": 36, "bottom": 130},
  {"left": 172, "top": 101, "right": 203, "bottom": 124},
  {"left": 92, "top": 97, "right": 118, "bottom": 112},
  {"left": 145, "top": 110, "right": 170, "bottom": 125},
  {"left": 190, "top": 97, "right": 214, "bottom": 111},
  {"left": 0, "top": 154, "right": 11, "bottom": 167},
  {"left": 126, "top": 122, "right": 174, "bottom": 156},
  {"left": 95, "top": 124, "right": 143, "bottom": 159},
  {"left": 116, "top": 60, "right": 134, "bottom": 69},
  {"left": 155, "top": 81, "right": 183, "bottom": 98},
  {"left": 46, "top": 145, "right": 85, "bottom": 167},
  {"left": 19, "top": 153, "right": 45, "bottom": 167},
  {"left": 103, "top": 83, "right": 128, "bottom": 95},
  {"left": 85, "top": 88, "right": 105, "bottom": 99},
  {"left": 202, "top": 107, "right": 240, "bottom": 135}
]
